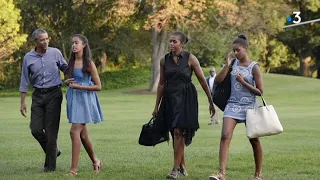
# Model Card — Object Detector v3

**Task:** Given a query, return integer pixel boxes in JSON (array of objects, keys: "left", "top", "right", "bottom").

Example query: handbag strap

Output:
[
  {"left": 260, "top": 95, "right": 267, "bottom": 106},
  {"left": 148, "top": 117, "right": 155, "bottom": 125},
  {"left": 229, "top": 59, "right": 236, "bottom": 73}
]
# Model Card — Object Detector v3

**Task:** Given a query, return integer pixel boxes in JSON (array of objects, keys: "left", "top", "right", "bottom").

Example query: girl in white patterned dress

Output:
[{"left": 209, "top": 34, "right": 264, "bottom": 180}]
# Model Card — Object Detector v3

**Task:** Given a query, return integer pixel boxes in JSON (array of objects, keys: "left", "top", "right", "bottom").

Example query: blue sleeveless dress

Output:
[
  {"left": 66, "top": 68, "right": 104, "bottom": 124},
  {"left": 223, "top": 59, "right": 259, "bottom": 122}
]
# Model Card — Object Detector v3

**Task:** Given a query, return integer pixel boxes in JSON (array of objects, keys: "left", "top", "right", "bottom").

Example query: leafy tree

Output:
[
  {"left": 16, "top": 0, "right": 149, "bottom": 72},
  {"left": 278, "top": 0, "right": 320, "bottom": 76},
  {"left": 0, "top": 0, "right": 27, "bottom": 87},
  {"left": 0, "top": 0, "right": 27, "bottom": 60},
  {"left": 143, "top": 0, "right": 209, "bottom": 92}
]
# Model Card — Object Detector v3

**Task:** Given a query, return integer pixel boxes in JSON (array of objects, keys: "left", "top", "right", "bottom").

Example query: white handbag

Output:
[{"left": 246, "top": 96, "right": 283, "bottom": 139}]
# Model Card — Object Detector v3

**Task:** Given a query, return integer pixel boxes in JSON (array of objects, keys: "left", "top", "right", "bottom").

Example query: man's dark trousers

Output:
[{"left": 30, "top": 86, "right": 62, "bottom": 171}]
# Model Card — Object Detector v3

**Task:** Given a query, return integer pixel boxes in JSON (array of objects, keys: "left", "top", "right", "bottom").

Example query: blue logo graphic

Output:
[{"left": 286, "top": 12, "right": 301, "bottom": 24}]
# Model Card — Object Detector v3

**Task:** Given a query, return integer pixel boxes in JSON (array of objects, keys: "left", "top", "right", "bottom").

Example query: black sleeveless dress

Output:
[{"left": 161, "top": 51, "right": 199, "bottom": 146}]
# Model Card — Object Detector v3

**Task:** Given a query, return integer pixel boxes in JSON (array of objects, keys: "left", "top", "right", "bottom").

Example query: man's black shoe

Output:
[
  {"left": 57, "top": 149, "right": 61, "bottom": 157},
  {"left": 43, "top": 166, "right": 55, "bottom": 172}
]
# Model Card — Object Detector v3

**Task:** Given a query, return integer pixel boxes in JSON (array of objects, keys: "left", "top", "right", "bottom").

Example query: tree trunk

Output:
[
  {"left": 149, "top": 28, "right": 168, "bottom": 92},
  {"left": 318, "top": 63, "right": 320, "bottom": 79},
  {"left": 101, "top": 51, "right": 107, "bottom": 72},
  {"left": 61, "top": 42, "right": 69, "bottom": 61},
  {"left": 299, "top": 56, "right": 313, "bottom": 76},
  {"left": 299, "top": 48, "right": 313, "bottom": 76},
  {"left": 315, "top": 46, "right": 320, "bottom": 79}
]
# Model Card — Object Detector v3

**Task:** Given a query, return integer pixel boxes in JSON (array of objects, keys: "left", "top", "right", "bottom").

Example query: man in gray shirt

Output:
[
  {"left": 19, "top": 29, "right": 68, "bottom": 172},
  {"left": 207, "top": 68, "right": 220, "bottom": 125}
]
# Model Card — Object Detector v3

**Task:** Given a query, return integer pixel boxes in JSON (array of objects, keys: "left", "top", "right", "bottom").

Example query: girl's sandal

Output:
[
  {"left": 66, "top": 169, "right": 78, "bottom": 176},
  {"left": 253, "top": 175, "right": 264, "bottom": 180},
  {"left": 209, "top": 172, "right": 226, "bottom": 180},
  {"left": 166, "top": 167, "right": 179, "bottom": 179},
  {"left": 179, "top": 167, "right": 188, "bottom": 177},
  {"left": 93, "top": 159, "right": 102, "bottom": 173}
]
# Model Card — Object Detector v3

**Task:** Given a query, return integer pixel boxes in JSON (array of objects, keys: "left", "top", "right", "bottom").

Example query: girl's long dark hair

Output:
[{"left": 66, "top": 34, "right": 92, "bottom": 78}]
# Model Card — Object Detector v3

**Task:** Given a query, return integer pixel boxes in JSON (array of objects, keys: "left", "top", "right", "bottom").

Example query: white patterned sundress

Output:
[{"left": 223, "top": 59, "right": 259, "bottom": 121}]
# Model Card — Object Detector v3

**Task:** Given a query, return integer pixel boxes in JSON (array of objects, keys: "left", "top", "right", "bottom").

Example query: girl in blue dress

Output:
[
  {"left": 209, "top": 34, "right": 264, "bottom": 180},
  {"left": 65, "top": 34, "right": 103, "bottom": 176}
]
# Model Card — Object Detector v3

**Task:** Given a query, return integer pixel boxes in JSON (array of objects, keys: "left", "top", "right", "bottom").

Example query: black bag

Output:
[
  {"left": 138, "top": 117, "right": 169, "bottom": 146},
  {"left": 212, "top": 59, "right": 236, "bottom": 111}
]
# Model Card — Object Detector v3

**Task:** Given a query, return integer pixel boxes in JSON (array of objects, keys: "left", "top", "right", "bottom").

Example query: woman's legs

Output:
[
  {"left": 218, "top": 117, "right": 237, "bottom": 174},
  {"left": 249, "top": 138, "right": 263, "bottom": 177},
  {"left": 173, "top": 128, "right": 184, "bottom": 168},
  {"left": 80, "top": 125, "right": 102, "bottom": 172},
  {"left": 180, "top": 151, "right": 186, "bottom": 169},
  {"left": 69, "top": 124, "right": 85, "bottom": 172},
  {"left": 167, "top": 128, "right": 185, "bottom": 178},
  {"left": 69, "top": 124, "right": 101, "bottom": 173},
  {"left": 80, "top": 125, "right": 99, "bottom": 165}
]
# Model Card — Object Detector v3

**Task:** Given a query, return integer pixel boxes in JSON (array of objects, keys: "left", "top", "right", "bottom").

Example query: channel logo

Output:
[{"left": 286, "top": 12, "right": 301, "bottom": 24}]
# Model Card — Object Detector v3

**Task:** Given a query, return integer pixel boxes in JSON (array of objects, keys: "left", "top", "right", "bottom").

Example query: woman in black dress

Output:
[{"left": 152, "top": 31, "right": 215, "bottom": 179}]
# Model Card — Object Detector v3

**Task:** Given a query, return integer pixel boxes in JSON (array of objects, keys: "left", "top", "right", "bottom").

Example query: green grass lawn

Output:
[{"left": 0, "top": 73, "right": 319, "bottom": 180}]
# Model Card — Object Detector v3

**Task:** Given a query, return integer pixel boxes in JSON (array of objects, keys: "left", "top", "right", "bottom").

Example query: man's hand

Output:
[
  {"left": 69, "top": 83, "right": 81, "bottom": 89},
  {"left": 64, "top": 78, "right": 75, "bottom": 86},
  {"left": 20, "top": 103, "right": 27, "bottom": 117}
]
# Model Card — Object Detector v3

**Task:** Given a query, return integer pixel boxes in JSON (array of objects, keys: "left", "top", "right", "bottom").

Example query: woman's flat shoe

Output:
[{"left": 179, "top": 168, "right": 188, "bottom": 176}]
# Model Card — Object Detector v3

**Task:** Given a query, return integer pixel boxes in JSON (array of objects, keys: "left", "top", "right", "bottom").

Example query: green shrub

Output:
[
  {"left": 100, "top": 67, "right": 150, "bottom": 90},
  {"left": 0, "top": 67, "right": 151, "bottom": 97}
]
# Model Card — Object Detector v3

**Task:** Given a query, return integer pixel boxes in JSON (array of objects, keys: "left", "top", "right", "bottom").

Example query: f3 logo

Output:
[{"left": 292, "top": 11, "right": 301, "bottom": 24}]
